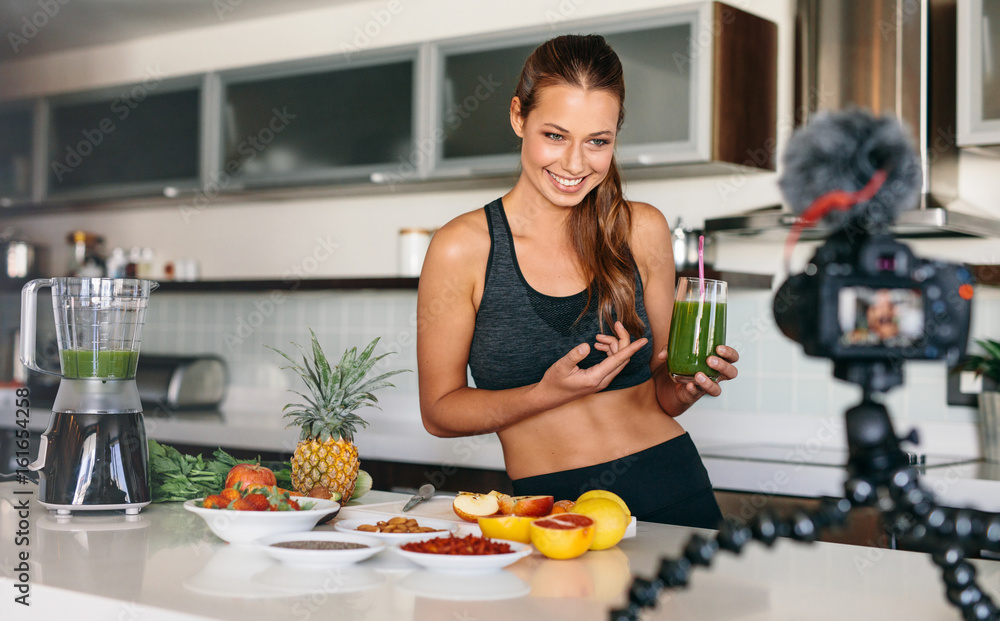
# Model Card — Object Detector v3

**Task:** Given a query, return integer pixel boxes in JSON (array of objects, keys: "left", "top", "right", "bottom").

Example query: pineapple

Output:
[{"left": 270, "top": 330, "right": 407, "bottom": 498}]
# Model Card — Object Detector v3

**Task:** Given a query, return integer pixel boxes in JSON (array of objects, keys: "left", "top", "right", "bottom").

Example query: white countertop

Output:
[{"left": 3, "top": 483, "right": 999, "bottom": 621}]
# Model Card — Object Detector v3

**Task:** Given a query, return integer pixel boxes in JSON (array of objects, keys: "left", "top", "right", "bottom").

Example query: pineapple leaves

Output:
[{"left": 268, "top": 331, "right": 410, "bottom": 443}]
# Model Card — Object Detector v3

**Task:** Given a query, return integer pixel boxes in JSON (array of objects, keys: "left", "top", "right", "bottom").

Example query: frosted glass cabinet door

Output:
[
  {"left": 607, "top": 24, "right": 694, "bottom": 156},
  {"left": 0, "top": 107, "right": 32, "bottom": 204},
  {"left": 47, "top": 88, "right": 201, "bottom": 197},
  {"left": 222, "top": 59, "right": 414, "bottom": 186},
  {"left": 440, "top": 43, "right": 537, "bottom": 164},
  {"left": 436, "top": 20, "right": 698, "bottom": 175},
  {"left": 959, "top": 0, "right": 1000, "bottom": 145}
]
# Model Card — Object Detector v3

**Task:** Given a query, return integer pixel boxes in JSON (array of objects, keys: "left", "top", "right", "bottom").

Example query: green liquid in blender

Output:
[
  {"left": 667, "top": 300, "right": 727, "bottom": 379},
  {"left": 60, "top": 350, "right": 139, "bottom": 379}
]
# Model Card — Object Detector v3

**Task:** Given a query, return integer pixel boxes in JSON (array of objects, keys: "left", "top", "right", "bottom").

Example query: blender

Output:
[{"left": 21, "top": 277, "right": 157, "bottom": 515}]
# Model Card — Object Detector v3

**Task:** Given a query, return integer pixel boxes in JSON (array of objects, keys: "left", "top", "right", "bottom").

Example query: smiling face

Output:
[{"left": 510, "top": 84, "right": 619, "bottom": 209}]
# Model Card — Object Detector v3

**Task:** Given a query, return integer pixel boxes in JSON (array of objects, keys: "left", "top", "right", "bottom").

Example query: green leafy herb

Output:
[{"left": 147, "top": 439, "right": 293, "bottom": 503}]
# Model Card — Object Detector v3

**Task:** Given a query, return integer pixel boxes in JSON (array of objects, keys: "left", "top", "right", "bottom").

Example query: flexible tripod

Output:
[{"left": 613, "top": 369, "right": 1000, "bottom": 621}]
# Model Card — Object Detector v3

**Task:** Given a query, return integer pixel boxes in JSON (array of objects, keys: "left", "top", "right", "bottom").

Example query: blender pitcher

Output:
[{"left": 21, "top": 277, "right": 158, "bottom": 515}]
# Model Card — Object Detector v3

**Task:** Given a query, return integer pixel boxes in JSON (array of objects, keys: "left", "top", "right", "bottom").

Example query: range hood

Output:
[{"left": 706, "top": 0, "right": 1000, "bottom": 239}]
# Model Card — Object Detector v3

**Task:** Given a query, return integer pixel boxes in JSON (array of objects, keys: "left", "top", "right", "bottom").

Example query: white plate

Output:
[
  {"left": 183, "top": 497, "right": 341, "bottom": 544},
  {"left": 334, "top": 517, "right": 457, "bottom": 543},
  {"left": 394, "top": 539, "right": 533, "bottom": 573},
  {"left": 256, "top": 531, "right": 385, "bottom": 567}
]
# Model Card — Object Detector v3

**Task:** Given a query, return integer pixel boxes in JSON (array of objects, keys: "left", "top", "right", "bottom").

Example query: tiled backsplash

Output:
[
  {"left": 143, "top": 290, "right": 422, "bottom": 396},
  {"left": 138, "top": 285, "right": 1000, "bottom": 424}
]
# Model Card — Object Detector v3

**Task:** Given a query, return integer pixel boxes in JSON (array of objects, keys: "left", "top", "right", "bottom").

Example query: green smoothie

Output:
[
  {"left": 60, "top": 349, "right": 140, "bottom": 379},
  {"left": 667, "top": 299, "right": 726, "bottom": 379}
]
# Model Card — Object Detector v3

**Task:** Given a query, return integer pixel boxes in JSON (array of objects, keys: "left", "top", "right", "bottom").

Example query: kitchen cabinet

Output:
[
  {"left": 219, "top": 49, "right": 417, "bottom": 188},
  {"left": 958, "top": 0, "right": 1000, "bottom": 146},
  {"left": 0, "top": 103, "right": 34, "bottom": 205},
  {"left": 0, "top": 2, "right": 776, "bottom": 213},
  {"left": 45, "top": 76, "right": 203, "bottom": 200},
  {"left": 433, "top": 2, "right": 778, "bottom": 178}
]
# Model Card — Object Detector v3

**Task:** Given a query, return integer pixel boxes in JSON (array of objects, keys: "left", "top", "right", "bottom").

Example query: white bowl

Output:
[
  {"left": 394, "top": 539, "right": 533, "bottom": 573},
  {"left": 256, "top": 531, "right": 385, "bottom": 568},
  {"left": 184, "top": 498, "right": 341, "bottom": 544}
]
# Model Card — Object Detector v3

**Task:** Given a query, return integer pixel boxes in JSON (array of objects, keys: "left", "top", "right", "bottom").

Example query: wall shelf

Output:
[
  {"left": 154, "top": 276, "right": 419, "bottom": 293},
  {"left": 152, "top": 270, "right": 773, "bottom": 293}
]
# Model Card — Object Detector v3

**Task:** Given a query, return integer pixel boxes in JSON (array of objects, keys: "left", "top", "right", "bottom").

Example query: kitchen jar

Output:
[
  {"left": 398, "top": 228, "right": 432, "bottom": 277},
  {"left": 1, "top": 236, "right": 39, "bottom": 284},
  {"left": 671, "top": 218, "right": 716, "bottom": 272},
  {"left": 67, "top": 231, "right": 105, "bottom": 277}
]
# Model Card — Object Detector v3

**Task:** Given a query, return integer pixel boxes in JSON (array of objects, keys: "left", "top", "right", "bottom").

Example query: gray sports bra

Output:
[{"left": 468, "top": 198, "right": 654, "bottom": 391}]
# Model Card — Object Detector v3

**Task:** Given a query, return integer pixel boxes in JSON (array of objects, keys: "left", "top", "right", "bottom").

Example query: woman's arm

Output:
[
  {"left": 417, "top": 212, "right": 647, "bottom": 438},
  {"left": 629, "top": 203, "right": 738, "bottom": 417}
]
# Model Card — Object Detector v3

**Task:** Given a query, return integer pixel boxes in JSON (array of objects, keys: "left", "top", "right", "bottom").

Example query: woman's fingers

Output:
[
  {"left": 594, "top": 334, "right": 617, "bottom": 354},
  {"left": 707, "top": 345, "right": 739, "bottom": 382},
  {"left": 595, "top": 321, "right": 632, "bottom": 357}
]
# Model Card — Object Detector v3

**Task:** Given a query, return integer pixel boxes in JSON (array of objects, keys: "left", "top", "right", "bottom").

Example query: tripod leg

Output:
[{"left": 608, "top": 498, "right": 853, "bottom": 621}]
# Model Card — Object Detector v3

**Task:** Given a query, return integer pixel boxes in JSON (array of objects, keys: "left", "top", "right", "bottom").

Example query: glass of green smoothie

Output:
[{"left": 667, "top": 277, "right": 727, "bottom": 382}]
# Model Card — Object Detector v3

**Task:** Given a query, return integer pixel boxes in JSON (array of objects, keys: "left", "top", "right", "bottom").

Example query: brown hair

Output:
[{"left": 513, "top": 34, "right": 643, "bottom": 336}]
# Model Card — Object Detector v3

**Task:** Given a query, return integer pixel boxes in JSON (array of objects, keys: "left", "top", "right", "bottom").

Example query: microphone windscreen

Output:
[{"left": 778, "top": 109, "right": 923, "bottom": 227}]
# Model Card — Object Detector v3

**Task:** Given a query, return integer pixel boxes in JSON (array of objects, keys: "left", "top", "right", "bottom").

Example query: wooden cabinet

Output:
[{"left": 958, "top": 0, "right": 1000, "bottom": 146}]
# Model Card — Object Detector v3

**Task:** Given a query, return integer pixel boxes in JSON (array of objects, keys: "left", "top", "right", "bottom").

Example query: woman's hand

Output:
[
  {"left": 657, "top": 344, "right": 740, "bottom": 403},
  {"left": 538, "top": 330, "right": 648, "bottom": 405}
]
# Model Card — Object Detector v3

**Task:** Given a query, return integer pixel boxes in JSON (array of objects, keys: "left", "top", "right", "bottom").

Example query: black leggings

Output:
[{"left": 511, "top": 433, "right": 723, "bottom": 529}]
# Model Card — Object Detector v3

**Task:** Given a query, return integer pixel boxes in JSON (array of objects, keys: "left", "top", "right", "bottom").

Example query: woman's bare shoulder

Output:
[
  {"left": 628, "top": 201, "right": 671, "bottom": 246},
  {"left": 430, "top": 208, "right": 491, "bottom": 257},
  {"left": 421, "top": 207, "right": 492, "bottom": 285}
]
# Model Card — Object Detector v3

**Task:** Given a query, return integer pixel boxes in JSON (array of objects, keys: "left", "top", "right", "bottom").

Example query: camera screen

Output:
[{"left": 837, "top": 286, "right": 924, "bottom": 348}]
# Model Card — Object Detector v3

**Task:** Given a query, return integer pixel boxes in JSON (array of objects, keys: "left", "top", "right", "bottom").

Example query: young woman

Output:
[{"left": 416, "top": 34, "right": 739, "bottom": 528}]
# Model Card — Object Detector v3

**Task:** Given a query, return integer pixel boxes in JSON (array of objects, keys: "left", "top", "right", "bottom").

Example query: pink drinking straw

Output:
[{"left": 698, "top": 235, "right": 705, "bottom": 298}]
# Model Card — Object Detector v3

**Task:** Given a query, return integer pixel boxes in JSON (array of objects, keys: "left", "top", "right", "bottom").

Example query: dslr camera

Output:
[{"left": 772, "top": 110, "right": 974, "bottom": 393}]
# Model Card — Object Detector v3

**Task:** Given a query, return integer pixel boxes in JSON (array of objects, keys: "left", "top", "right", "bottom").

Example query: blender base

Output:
[{"left": 31, "top": 409, "right": 151, "bottom": 511}]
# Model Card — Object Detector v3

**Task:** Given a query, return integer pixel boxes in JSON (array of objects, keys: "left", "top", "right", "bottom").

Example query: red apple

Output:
[
  {"left": 497, "top": 494, "right": 554, "bottom": 517},
  {"left": 511, "top": 495, "right": 555, "bottom": 517},
  {"left": 452, "top": 492, "right": 501, "bottom": 522},
  {"left": 224, "top": 463, "right": 277, "bottom": 491}
]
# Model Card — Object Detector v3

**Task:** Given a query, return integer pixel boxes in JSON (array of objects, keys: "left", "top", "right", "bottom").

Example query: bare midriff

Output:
[{"left": 496, "top": 379, "right": 685, "bottom": 480}]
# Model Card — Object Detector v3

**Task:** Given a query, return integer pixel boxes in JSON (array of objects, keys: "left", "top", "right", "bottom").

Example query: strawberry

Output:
[
  {"left": 202, "top": 494, "right": 228, "bottom": 509},
  {"left": 232, "top": 493, "right": 270, "bottom": 511},
  {"left": 220, "top": 488, "right": 241, "bottom": 502}
]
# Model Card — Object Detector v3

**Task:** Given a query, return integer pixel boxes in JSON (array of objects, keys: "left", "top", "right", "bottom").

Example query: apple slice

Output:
[
  {"left": 452, "top": 492, "right": 501, "bottom": 522},
  {"left": 511, "top": 495, "right": 554, "bottom": 517}
]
